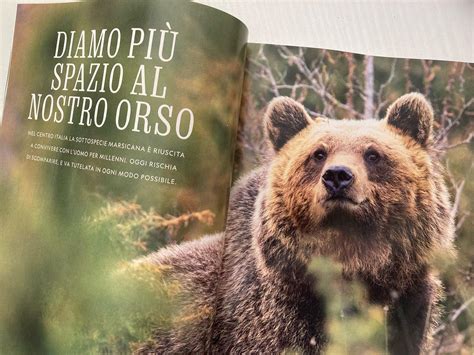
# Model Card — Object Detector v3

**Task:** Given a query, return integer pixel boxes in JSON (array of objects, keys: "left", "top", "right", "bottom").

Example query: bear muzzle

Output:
[{"left": 322, "top": 165, "right": 354, "bottom": 199}]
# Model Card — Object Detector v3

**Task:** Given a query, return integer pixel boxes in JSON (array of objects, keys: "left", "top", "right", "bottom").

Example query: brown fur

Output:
[
  {"left": 136, "top": 94, "right": 455, "bottom": 354},
  {"left": 133, "top": 235, "right": 224, "bottom": 353}
]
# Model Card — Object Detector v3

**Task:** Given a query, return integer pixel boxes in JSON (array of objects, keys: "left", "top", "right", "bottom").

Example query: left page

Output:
[{"left": 0, "top": 0, "right": 247, "bottom": 352}]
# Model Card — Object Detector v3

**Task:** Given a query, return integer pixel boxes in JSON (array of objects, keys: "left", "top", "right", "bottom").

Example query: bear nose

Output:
[{"left": 322, "top": 166, "right": 354, "bottom": 194}]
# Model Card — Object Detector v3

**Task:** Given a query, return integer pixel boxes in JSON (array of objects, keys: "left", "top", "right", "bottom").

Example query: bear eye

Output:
[
  {"left": 364, "top": 149, "right": 381, "bottom": 164},
  {"left": 313, "top": 149, "right": 327, "bottom": 162}
]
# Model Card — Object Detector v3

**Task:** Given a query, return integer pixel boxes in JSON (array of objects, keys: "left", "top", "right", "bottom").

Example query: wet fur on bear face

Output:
[{"left": 263, "top": 95, "right": 455, "bottom": 286}]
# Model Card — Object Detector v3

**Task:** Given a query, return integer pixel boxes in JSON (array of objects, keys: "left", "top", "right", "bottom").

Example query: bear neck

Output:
[
  {"left": 252, "top": 188, "right": 314, "bottom": 283},
  {"left": 252, "top": 181, "right": 430, "bottom": 292}
]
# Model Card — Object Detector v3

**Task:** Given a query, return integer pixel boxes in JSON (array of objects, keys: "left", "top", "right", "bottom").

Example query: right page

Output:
[{"left": 227, "top": 43, "right": 473, "bottom": 354}]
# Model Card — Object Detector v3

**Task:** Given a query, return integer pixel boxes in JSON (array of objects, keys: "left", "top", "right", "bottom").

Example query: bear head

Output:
[{"left": 262, "top": 94, "right": 455, "bottom": 285}]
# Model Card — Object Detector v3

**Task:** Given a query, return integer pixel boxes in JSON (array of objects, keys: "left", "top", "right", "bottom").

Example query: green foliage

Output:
[
  {"left": 0, "top": 175, "right": 214, "bottom": 353},
  {"left": 309, "top": 258, "right": 386, "bottom": 354},
  {"left": 89, "top": 199, "right": 215, "bottom": 258}
]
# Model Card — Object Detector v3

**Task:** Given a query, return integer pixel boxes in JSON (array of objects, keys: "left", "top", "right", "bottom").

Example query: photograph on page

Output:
[{"left": 230, "top": 43, "right": 473, "bottom": 354}]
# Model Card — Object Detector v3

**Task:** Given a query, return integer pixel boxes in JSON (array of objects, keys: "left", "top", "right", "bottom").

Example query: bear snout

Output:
[{"left": 322, "top": 165, "right": 354, "bottom": 197}]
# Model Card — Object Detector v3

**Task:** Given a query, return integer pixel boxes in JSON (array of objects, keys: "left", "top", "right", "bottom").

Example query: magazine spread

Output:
[{"left": 0, "top": 1, "right": 472, "bottom": 354}]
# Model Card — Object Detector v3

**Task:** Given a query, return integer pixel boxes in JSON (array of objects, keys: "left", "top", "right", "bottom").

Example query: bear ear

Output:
[
  {"left": 385, "top": 93, "right": 434, "bottom": 146},
  {"left": 264, "top": 97, "right": 312, "bottom": 151}
]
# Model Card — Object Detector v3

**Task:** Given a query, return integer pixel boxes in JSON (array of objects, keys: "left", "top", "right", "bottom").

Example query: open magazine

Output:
[{"left": 1, "top": 1, "right": 472, "bottom": 353}]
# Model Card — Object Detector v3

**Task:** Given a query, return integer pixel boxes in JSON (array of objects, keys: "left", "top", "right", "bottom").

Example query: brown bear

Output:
[{"left": 136, "top": 93, "right": 455, "bottom": 354}]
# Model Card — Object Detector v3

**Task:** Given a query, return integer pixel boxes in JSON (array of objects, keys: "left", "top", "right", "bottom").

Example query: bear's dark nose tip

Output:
[{"left": 322, "top": 166, "right": 354, "bottom": 194}]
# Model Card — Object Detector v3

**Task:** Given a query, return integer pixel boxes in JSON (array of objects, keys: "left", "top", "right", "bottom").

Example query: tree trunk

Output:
[{"left": 364, "top": 56, "right": 374, "bottom": 118}]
